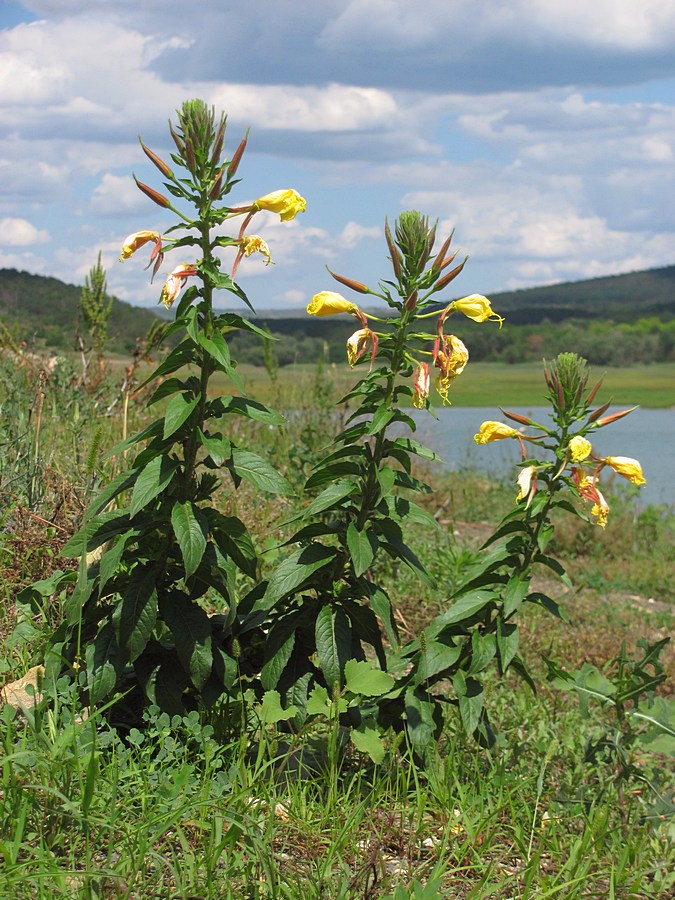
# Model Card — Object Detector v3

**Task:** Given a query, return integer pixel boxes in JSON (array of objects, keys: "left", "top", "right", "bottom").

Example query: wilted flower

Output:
[
  {"left": 568, "top": 435, "right": 592, "bottom": 462},
  {"left": 120, "top": 230, "right": 162, "bottom": 262},
  {"left": 516, "top": 465, "right": 538, "bottom": 508},
  {"left": 412, "top": 363, "right": 430, "bottom": 409},
  {"left": 254, "top": 189, "right": 306, "bottom": 221},
  {"left": 474, "top": 421, "right": 519, "bottom": 444},
  {"left": 160, "top": 263, "right": 197, "bottom": 309},
  {"left": 434, "top": 334, "right": 468, "bottom": 403},
  {"left": 452, "top": 294, "right": 504, "bottom": 327},
  {"left": 346, "top": 328, "right": 378, "bottom": 368},
  {"left": 240, "top": 234, "right": 271, "bottom": 264},
  {"left": 572, "top": 470, "right": 610, "bottom": 527},
  {"left": 603, "top": 456, "right": 646, "bottom": 486}
]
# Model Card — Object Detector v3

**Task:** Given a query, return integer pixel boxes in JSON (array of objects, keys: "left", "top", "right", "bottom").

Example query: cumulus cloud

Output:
[{"left": 0, "top": 217, "right": 51, "bottom": 245}]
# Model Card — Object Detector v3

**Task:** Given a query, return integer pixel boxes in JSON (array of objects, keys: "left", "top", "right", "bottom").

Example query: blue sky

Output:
[{"left": 1, "top": 0, "right": 675, "bottom": 311}]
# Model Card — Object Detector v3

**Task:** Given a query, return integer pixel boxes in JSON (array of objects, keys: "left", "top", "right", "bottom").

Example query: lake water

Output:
[{"left": 405, "top": 407, "right": 675, "bottom": 508}]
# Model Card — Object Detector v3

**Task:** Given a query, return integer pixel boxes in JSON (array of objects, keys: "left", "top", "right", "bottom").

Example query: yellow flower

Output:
[
  {"left": 434, "top": 334, "right": 469, "bottom": 404},
  {"left": 474, "top": 421, "right": 519, "bottom": 444},
  {"left": 604, "top": 456, "right": 646, "bottom": 486},
  {"left": 412, "top": 363, "right": 430, "bottom": 409},
  {"left": 160, "top": 263, "right": 196, "bottom": 309},
  {"left": 119, "top": 230, "right": 162, "bottom": 261},
  {"left": 516, "top": 465, "right": 538, "bottom": 507},
  {"left": 254, "top": 189, "right": 306, "bottom": 221},
  {"left": 452, "top": 294, "right": 504, "bottom": 327},
  {"left": 591, "top": 492, "right": 610, "bottom": 528},
  {"left": 346, "top": 328, "right": 378, "bottom": 367},
  {"left": 307, "top": 291, "right": 357, "bottom": 317},
  {"left": 240, "top": 234, "right": 271, "bottom": 264},
  {"left": 569, "top": 435, "right": 592, "bottom": 462}
]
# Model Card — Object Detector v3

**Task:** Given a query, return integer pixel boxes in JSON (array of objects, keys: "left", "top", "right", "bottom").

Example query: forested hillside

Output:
[{"left": 1, "top": 263, "right": 673, "bottom": 365}]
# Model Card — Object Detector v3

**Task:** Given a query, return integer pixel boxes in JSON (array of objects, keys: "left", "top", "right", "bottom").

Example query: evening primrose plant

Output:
[
  {"left": 381, "top": 352, "right": 650, "bottom": 755},
  {"left": 39, "top": 100, "right": 305, "bottom": 717},
  {"left": 252, "top": 212, "right": 505, "bottom": 758}
]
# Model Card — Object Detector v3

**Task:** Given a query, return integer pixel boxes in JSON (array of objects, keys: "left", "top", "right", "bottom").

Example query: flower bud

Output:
[
  {"left": 133, "top": 175, "right": 170, "bottom": 208},
  {"left": 327, "top": 268, "right": 371, "bottom": 294},
  {"left": 434, "top": 258, "right": 467, "bottom": 292},
  {"left": 228, "top": 129, "right": 249, "bottom": 177},
  {"left": 139, "top": 139, "right": 173, "bottom": 178}
]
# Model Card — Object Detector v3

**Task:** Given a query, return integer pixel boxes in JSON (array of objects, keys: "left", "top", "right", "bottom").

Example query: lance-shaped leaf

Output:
[
  {"left": 346, "top": 523, "right": 377, "bottom": 578},
  {"left": 231, "top": 447, "right": 290, "bottom": 495},
  {"left": 86, "top": 621, "right": 123, "bottom": 705},
  {"left": 262, "top": 544, "right": 338, "bottom": 610},
  {"left": 112, "top": 565, "right": 158, "bottom": 663},
  {"left": 159, "top": 593, "right": 212, "bottom": 690},
  {"left": 304, "top": 478, "right": 357, "bottom": 518},
  {"left": 163, "top": 393, "right": 200, "bottom": 440},
  {"left": 171, "top": 501, "right": 207, "bottom": 578},
  {"left": 130, "top": 455, "right": 180, "bottom": 517},
  {"left": 315, "top": 605, "right": 352, "bottom": 691},
  {"left": 453, "top": 670, "right": 484, "bottom": 736}
]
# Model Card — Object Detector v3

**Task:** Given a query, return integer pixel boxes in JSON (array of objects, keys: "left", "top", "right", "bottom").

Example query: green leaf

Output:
[
  {"left": 344, "top": 659, "right": 394, "bottom": 697},
  {"left": 528, "top": 592, "right": 570, "bottom": 622},
  {"left": 468, "top": 631, "right": 496, "bottom": 676},
  {"left": 262, "top": 544, "right": 338, "bottom": 610},
  {"left": 147, "top": 377, "right": 190, "bottom": 406},
  {"left": 259, "top": 690, "right": 299, "bottom": 725},
  {"left": 130, "top": 455, "right": 180, "bottom": 517},
  {"left": 139, "top": 340, "right": 196, "bottom": 388},
  {"left": 404, "top": 686, "right": 441, "bottom": 754},
  {"left": 305, "top": 461, "right": 362, "bottom": 491},
  {"left": 307, "top": 684, "right": 343, "bottom": 717},
  {"left": 503, "top": 575, "right": 529, "bottom": 617},
  {"left": 346, "top": 523, "right": 376, "bottom": 577},
  {"left": 376, "top": 466, "right": 396, "bottom": 498},
  {"left": 391, "top": 437, "right": 443, "bottom": 463},
  {"left": 415, "top": 639, "right": 462, "bottom": 685},
  {"left": 315, "top": 605, "right": 352, "bottom": 690},
  {"left": 86, "top": 621, "right": 122, "bottom": 705},
  {"left": 112, "top": 566, "right": 158, "bottom": 663},
  {"left": 496, "top": 618, "right": 519, "bottom": 672},
  {"left": 163, "top": 393, "right": 199, "bottom": 440},
  {"left": 61, "top": 510, "right": 132, "bottom": 558},
  {"left": 198, "top": 429, "right": 231, "bottom": 465},
  {"left": 208, "top": 512, "right": 257, "bottom": 579},
  {"left": 535, "top": 553, "right": 573, "bottom": 588},
  {"left": 351, "top": 721, "right": 385, "bottom": 764},
  {"left": 368, "top": 585, "right": 399, "bottom": 648},
  {"left": 231, "top": 447, "right": 290, "bottom": 495},
  {"left": 261, "top": 616, "right": 298, "bottom": 691},
  {"left": 426, "top": 591, "right": 496, "bottom": 640},
  {"left": 159, "top": 593, "right": 212, "bottom": 690},
  {"left": 453, "top": 670, "right": 484, "bottom": 736},
  {"left": 303, "top": 478, "right": 356, "bottom": 517},
  {"left": 366, "top": 407, "right": 394, "bottom": 435},
  {"left": 171, "top": 501, "right": 207, "bottom": 578},
  {"left": 143, "top": 659, "right": 189, "bottom": 717},
  {"left": 218, "top": 396, "right": 285, "bottom": 426},
  {"left": 197, "top": 328, "right": 231, "bottom": 370}
]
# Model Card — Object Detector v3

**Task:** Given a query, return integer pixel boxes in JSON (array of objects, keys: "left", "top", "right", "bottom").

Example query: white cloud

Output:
[{"left": 0, "top": 217, "right": 51, "bottom": 245}]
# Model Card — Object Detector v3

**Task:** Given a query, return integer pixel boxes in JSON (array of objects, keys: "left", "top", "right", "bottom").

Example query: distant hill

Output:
[
  {"left": 0, "top": 268, "right": 162, "bottom": 353},
  {"left": 486, "top": 265, "right": 675, "bottom": 324},
  {"left": 1, "top": 263, "right": 673, "bottom": 358}
]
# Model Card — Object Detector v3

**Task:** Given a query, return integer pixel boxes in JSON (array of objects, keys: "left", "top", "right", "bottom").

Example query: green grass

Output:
[
  {"left": 209, "top": 361, "right": 675, "bottom": 409},
  {"left": 1, "top": 351, "right": 674, "bottom": 898}
]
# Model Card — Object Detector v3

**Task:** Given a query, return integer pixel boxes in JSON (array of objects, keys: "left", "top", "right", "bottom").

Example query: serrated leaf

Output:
[
  {"left": 262, "top": 544, "right": 337, "bottom": 610},
  {"left": 163, "top": 392, "right": 199, "bottom": 440},
  {"left": 315, "top": 605, "right": 352, "bottom": 690},
  {"left": 159, "top": 593, "right": 212, "bottom": 689},
  {"left": 351, "top": 722, "right": 385, "bottom": 764},
  {"left": 231, "top": 447, "right": 289, "bottom": 495},
  {"left": 171, "top": 501, "right": 207, "bottom": 578},
  {"left": 130, "top": 455, "right": 179, "bottom": 517},
  {"left": 259, "top": 690, "right": 299, "bottom": 725},
  {"left": 112, "top": 566, "right": 158, "bottom": 663},
  {"left": 346, "top": 523, "right": 376, "bottom": 577},
  {"left": 344, "top": 659, "right": 394, "bottom": 696}
]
